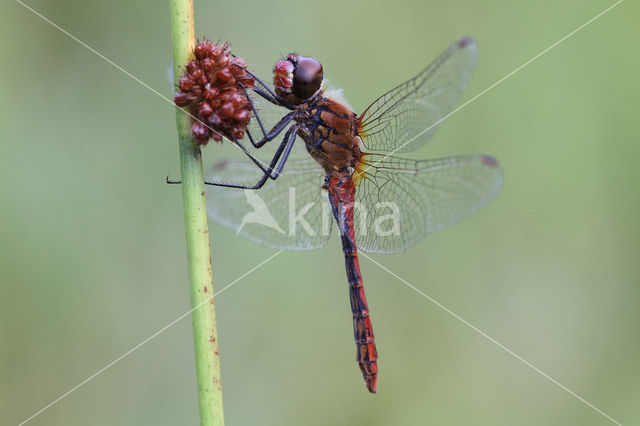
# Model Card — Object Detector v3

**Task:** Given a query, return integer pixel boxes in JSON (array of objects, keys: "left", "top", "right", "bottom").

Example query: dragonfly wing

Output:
[
  {"left": 206, "top": 155, "right": 332, "bottom": 250},
  {"left": 353, "top": 153, "right": 503, "bottom": 254},
  {"left": 359, "top": 37, "right": 478, "bottom": 153}
]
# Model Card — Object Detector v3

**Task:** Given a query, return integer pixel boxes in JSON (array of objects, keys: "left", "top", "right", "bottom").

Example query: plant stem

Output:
[{"left": 169, "top": 1, "right": 225, "bottom": 425}]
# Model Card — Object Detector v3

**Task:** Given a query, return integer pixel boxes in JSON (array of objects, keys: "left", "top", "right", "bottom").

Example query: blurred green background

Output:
[{"left": 1, "top": 0, "right": 638, "bottom": 424}]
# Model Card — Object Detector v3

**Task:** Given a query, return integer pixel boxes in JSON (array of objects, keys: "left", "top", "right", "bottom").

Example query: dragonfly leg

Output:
[
  {"left": 228, "top": 56, "right": 281, "bottom": 103},
  {"left": 243, "top": 107, "right": 294, "bottom": 149},
  {"left": 226, "top": 135, "right": 282, "bottom": 177},
  {"left": 201, "top": 125, "right": 298, "bottom": 189},
  {"left": 237, "top": 82, "right": 291, "bottom": 147},
  {"left": 164, "top": 124, "right": 297, "bottom": 186}
]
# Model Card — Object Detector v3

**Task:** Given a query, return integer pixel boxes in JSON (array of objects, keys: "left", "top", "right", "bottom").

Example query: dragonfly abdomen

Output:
[
  {"left": 345, "top": 251, "right": 379, "bottom": 393},
  {"left": 327, "top": 171, "right": 379, "bottom": 393}
]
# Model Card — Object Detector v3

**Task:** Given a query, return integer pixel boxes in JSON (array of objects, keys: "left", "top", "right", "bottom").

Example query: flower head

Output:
[{"left": 174, "top": 40, "right": 254, "bottom": 146}]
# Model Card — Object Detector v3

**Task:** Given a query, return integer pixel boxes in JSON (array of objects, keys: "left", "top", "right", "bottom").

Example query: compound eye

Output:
[{"left": 293, "top": 56, "right": 323, "bottom": 100}]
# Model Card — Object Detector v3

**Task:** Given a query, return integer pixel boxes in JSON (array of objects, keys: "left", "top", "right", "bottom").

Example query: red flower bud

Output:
[
  {"left": 220, "top": 101, "right": 235, "bottom": 118},
  {"left": 173, "top": 39, "right": 255, "bottom": 146},
  {"left": 216, "top": 68, "right": 232, "bottom": 84},
  {"left": 203, "top": 84, "right": 220, "bottom": 101},
  {"left": 179, "top": 77, "right": 194, "bottom": 91},
  {"left": 174, "top": 92, "right": 191, "bottom": 107},
  {"left": 234, "top": 109, "right": 250, "bottom": 122},
  {"left": 198, "top": 102, "right": 214, "bottom": 117},
  {"left": 208, "top": 113, "right": 222, "bottom": 127},
  {"left": 192, "top": 121, "right": 210, "bottom": 142},
  {"left": 202, "top": 57, "right": 215, "bottom": 73}
]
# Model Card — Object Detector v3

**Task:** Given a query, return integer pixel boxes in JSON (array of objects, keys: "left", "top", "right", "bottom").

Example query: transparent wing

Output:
[
  {"left": 353, "top": 153, "right": 502, "bottom": 254},
  {"left": 206, "top": 155, "right": 332, "bottom": 250},
  {"left": 359, "top": 37, "right": 478, "bottom": 153}
]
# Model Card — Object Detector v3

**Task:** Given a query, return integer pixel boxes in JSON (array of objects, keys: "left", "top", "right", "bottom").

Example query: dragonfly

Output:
[{"left": 203, "top": 37, "right": 503, "bottom": 393}]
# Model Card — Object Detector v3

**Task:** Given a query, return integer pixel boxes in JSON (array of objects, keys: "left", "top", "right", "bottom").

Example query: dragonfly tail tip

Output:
[{"left": 366, "top": 376, "right": 378, "bottom": 394}]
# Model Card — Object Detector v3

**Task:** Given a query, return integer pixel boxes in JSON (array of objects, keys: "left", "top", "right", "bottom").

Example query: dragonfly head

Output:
[{"left": 274, "top": 54, "right": 323, "bottom": 104}]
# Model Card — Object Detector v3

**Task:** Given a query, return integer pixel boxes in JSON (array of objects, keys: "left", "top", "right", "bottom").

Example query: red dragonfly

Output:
[{"left": 204, "top": 37, "right": 502, "bottom": 393}]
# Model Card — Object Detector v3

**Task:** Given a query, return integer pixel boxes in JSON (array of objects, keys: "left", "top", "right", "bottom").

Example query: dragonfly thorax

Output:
[{"left": 293, "top": 96, "right": 363, "bottom": 173}]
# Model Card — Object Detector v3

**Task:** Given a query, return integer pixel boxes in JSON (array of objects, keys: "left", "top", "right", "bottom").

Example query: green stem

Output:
[{"left": 169, "top": 1, "right": 225, "bottom": 425}]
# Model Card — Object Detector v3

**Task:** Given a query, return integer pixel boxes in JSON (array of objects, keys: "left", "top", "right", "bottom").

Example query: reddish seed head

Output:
[
  {"left": 178, "top": 76, "right": 194, "bottom": 91},
  {"left": 194, "top": 40, "right": 214, "bottom": 60},
  {"left": 174, "top": 92, "right": 190, "bottom": 107},
  {"left": 230, "top": 92, "right": 244, "bottom": 105},
  {"left": 201, "top": 57, "right": 215, "bottom": 73},
  {"left": 217, "top": 55, "right": 230, "bottom": 68},
  {"left": 208, "top": 113, "right": 222, "bottom": 127},
  {"left": 203, "top": 84, "right": 219, "bottom": 101},
  {"left": 191, "top": 121, "right": 210, "bottom": 142},
  {"left": 173, "top": 39, "right": 255, "bottom": 146},
  {"left": 216, "top": 67, "right": 233, "bottom": 84},
  {"left": 190, "top": 67, "right": 203, "bottom": 82},
  {"left": 186, "top": 60, "right": 198, "bottom": 75},
  {"left": 230, "top": 126, "right": 244, "bottom": 140},
  {"left": 220, "top": 101, "right": 235, "bottom": 118},
  {"left": 231, "top": 57, "right": 246, "bottom": 69},
  {"left": 198, "top": 102, "right": 214, "bottom": 117},
  {"left": 234, "top": 109, "right": 250, "bottom": 122}
]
